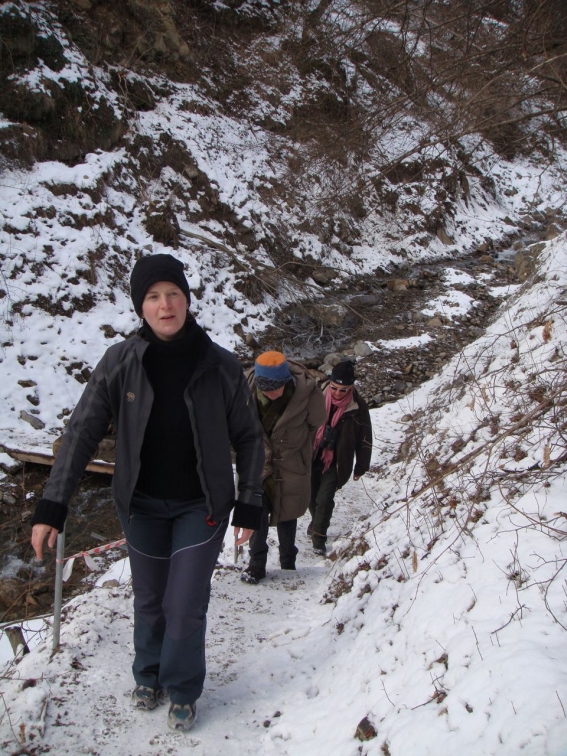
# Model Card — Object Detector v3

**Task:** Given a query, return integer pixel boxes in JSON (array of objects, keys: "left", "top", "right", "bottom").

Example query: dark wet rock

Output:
[{"left": 349, "top": 293, "right": 382, "bottom": 306}]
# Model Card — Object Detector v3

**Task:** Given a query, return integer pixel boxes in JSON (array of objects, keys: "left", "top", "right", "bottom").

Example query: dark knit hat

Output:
[
  {"left": 130, "top": 254, "right": 191, "bottom": 316},
  {"left": 255, "top": 351, "right": 292, "bottom": 391},
  {"left": 331, "top": 360, "right": 355, "bottom": 385}
]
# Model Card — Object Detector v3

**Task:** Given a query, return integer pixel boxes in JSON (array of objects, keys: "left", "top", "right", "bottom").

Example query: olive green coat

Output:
[{"left": 246, "top": 361, "right": 326, "bottom": 525}]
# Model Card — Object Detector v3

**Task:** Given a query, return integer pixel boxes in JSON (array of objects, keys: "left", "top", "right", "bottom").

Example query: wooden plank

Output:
[{"left": 8, "top": 449, "right": 114, "bottom": 475}]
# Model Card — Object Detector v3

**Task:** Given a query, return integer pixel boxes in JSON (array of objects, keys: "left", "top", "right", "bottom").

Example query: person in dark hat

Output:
[
  {"left": 309, "top": 360, "right": 373, "bottom": 555},
  {"left": 241, "top": 351, "right": 326, "bottom": 583},
  {"left": 30, "top": 253, "right": 264, "bottom": 733}
]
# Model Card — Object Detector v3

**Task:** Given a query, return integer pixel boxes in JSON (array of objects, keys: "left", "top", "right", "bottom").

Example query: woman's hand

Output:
[
  {"left": 233, "top": 526, "right": 254, "bottom": 546},
  {"left": 31, "top": 523, "right": 58, "bottom": 561}
]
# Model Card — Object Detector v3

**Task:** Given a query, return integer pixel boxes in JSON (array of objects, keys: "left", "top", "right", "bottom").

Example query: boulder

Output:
[
  {"left": 311, "top": 267, "right": 337, "bottom": 286},
  {"left": 437, "top": 227, "right": 454, "bottom": 245},
  {"left": 353, "top": 341, "right": 373, "bottom": 357},
  {"left": 20, "top": 411, "right": 45, "bottom": 430},
  {"left": 387, "top": 279, "right": 409, "bottom": 292},
  {"left": 310, "top": 304, "right": 351, "bottom": 327}
]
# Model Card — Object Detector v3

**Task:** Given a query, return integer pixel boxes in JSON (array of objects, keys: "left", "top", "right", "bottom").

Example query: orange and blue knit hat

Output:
[{"left": 255, "top": 351, "right": 292, "bottom": 391}]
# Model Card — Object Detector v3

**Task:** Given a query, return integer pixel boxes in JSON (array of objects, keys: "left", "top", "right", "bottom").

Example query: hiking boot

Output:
[
  {"left": 240, "top": 565, "right": 266, "bottom": 584},
  {"left": 131, "top": 685, "right": 166, "bottom": 710},
  {"left": 168, "top": 702, "right": 197, "bottom": 732},
  {"left": 312, "top": 538, "right": 327, "bottom": 556},
  {"left": 280, "top": 561, "right": 296, "bottom": 571}
]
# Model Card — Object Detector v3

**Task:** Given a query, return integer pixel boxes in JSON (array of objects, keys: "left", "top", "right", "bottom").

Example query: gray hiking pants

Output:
[{"left": 119, "top": 491, "right": 228, "bottom": 706}]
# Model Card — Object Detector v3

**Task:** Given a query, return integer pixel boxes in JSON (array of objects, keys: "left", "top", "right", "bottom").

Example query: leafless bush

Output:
[{"left": 273, "top": 0, "right": 567, "bottom": 217}]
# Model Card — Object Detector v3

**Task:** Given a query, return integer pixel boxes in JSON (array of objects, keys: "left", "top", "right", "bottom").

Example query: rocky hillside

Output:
[{"left": 0, "top": 0, "right": 566, "bottom": 441}]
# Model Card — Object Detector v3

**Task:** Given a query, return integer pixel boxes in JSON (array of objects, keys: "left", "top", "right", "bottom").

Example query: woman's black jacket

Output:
[{"left": 32, "top": 323, "right": 265, "bottom": 532}]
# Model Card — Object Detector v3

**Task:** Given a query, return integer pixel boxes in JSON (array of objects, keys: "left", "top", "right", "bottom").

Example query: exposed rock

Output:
[
  {"left": 311, "top": 267, "right": 338, "bottom": 286},
  {"left": 355, "top": 716, "right": 377, "bottom": 741},
  {"left": 20, "top": 411, "right": 45, "bottom": 430},
  {"left": 184, "top": 162, "right": 200, "bottom": 180},
  {"left": 437, "top": 227, "right": 454, "bottom": 245},
  {"left": 18, "top": 380, "right": 37, "bottom": 388},
  {"left": 427, "top": 316, "right": 445, "bottom": 327},
  {"left": 322, "top": 352, "right": 345, "bottom": 367},
  {"left": 101, "top": 579, "right": 121, "bottom": 588},
  {"left": 353, "top": 341, "right": 373, "bottom": 357},
  {"left": 349, "top": 293, "right": 382, "bottom": 306},
  {"left": 127, "top": 0, "right": 190, "bottom": 61},
  {"left": 309, "top": 304, "right": 351, "bottom": 328},
  {"left": 387, "top": 279, "right": 409, "bottom": 292}
]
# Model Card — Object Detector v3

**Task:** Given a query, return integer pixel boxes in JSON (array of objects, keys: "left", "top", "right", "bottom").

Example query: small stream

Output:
[{"left": 258, "top": 243, "right": 523, "bottom": 406}]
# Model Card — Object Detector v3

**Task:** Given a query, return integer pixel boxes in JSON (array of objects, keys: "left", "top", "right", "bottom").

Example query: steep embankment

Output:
[{"left": 1, "top": 236, "right": 566, "bottom": 756}]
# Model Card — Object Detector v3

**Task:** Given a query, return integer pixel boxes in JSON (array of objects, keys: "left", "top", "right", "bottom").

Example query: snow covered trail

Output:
[{"left": 0, "top": 481, "right": 371, "bottom": 756}]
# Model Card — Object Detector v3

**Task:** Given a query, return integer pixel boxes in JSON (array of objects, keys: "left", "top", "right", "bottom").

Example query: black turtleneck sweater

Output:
[{"left": 135, "top": 319, "right": 205, "bottom": 501}]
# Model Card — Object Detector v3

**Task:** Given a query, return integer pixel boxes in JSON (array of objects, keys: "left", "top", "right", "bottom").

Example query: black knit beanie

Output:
[
  {"left": 130, "top": 254, "right": 191, "bottom": 316},
  {"left": 331, "top": 360, "right": 355, "bottom": 385}
]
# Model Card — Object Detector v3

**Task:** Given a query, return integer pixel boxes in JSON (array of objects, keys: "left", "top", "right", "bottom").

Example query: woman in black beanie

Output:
[
  {"left": 30, "top": 253, "right": 264, "bottom": 733},
  {"left": 309, "top": 360, "right": 373, "bottom": 555}
]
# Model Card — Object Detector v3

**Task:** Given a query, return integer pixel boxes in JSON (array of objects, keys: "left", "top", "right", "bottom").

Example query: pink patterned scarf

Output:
[{"left": 313, "top": 385, "right": 354, "bottom": 473}]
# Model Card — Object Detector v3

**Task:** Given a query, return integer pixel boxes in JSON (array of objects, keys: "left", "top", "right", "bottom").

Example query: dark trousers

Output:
[
  {"left": 309, "top": 461, "right": 339, "bottom": 546},
  {"left": 119, "top": 491, "right": 228, "bottom": 706},
  {"left": 248, "top": 496, "right": 298, "bottom": 569}
]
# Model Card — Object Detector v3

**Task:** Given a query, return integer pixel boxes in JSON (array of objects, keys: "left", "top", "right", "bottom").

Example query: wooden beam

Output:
[{"left": 8, "top": 449, "right": 115, "bottom": 476}]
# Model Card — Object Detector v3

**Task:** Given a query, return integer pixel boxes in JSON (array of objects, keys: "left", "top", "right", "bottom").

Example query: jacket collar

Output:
[{"left": 133, "top": 316, "right": 221, "bottom": 379}]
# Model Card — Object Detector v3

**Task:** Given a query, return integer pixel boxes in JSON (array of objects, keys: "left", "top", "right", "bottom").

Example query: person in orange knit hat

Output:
[{"left": 242, "top": 351, "right": 326, "bottom": 583}]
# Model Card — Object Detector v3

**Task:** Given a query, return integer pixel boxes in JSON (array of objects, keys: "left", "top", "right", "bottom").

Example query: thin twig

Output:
[
  {"left": 490, "top": 605, "right": 527, "bottom": 634},
  {"left": 557, "top": 691, "right": 566, "bottom": 718}
]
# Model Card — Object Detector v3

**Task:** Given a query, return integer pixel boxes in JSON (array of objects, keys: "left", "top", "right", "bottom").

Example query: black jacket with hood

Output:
[
  {"left": 319, "top": 385, "right": 373, "bottom": 490},
  {"left": 31, "top": 321, "right": 265, "bottom": 532}
]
